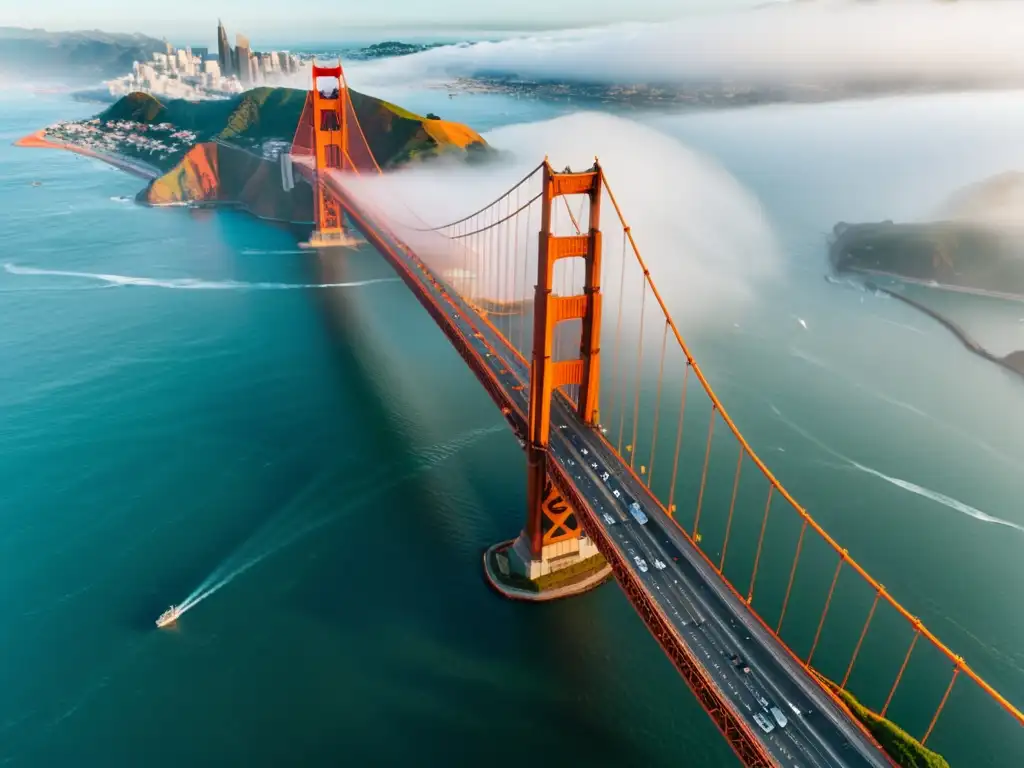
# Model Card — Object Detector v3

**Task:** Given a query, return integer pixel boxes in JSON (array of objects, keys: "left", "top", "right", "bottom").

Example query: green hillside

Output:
[{"left": 98, "top": 86, "right": 489, "bottom": 169}]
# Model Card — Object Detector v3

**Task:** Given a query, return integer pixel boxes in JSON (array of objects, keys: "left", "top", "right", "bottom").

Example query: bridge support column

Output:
[
  {"left": 302, "top": 62, "right": 361, "bottom": 250},
  {"left": 484, "top": 161, "right": 611, "bottom": 600}
]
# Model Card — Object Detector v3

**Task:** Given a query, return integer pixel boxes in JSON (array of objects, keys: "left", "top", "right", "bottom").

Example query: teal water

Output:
[{"left": 1, "top": 88, "right": 1023, "bottom": 766}]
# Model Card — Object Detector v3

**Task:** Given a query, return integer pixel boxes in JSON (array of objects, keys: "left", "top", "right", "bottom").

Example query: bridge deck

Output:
[{"left": 293, "top": 158, "right": 893, "bottom": 768}]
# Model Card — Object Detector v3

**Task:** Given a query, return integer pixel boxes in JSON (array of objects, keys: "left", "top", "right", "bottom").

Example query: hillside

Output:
[
  {"left": 99, "top": 87, "right": 490, "bottom": 170},
  {"left": 0, "top": 26, "right": 164, "bottom": 81},
  {"left": 111, "top": 86, "right": 491, "bottom": 219},
  {"left": 829, "top": 220, "right": 1024, "bottom": 297},
  {"left": 829, "top": 171, "right": 1024, "bottom": 295},
  {"left": 822, "top": 681, "right": 949, "bottom": 768}
]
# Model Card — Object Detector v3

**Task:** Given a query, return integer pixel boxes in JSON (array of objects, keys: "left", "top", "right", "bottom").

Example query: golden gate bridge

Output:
[{"left": 286, "top": 62, "right": 1022, "bottom": 767}]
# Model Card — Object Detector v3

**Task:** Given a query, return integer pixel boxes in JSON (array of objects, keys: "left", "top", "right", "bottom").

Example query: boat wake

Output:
[
  {"left": 787, "top": 344, "right": 1024, "bottom": 474},
  {"left": 769, "top": 403, "right": 1024, "bottom": 535},
  {"left": 169, "top": 423, "right": 506, "bottom": 621},
  {"left": 3, "top": 263, "right": 398, "bottom": 291}
]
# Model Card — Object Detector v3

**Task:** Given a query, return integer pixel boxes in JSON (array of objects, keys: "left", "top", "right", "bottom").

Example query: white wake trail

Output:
[
  {"left": 174, "top": 423, "right": 507, "bottom": 617},
  {"left": 3, "top": 263, "right": 398, "bottom": 291},
  {"left": 769, "top": 403, "right": 1024, "bottom": 536},
  {"left": 788, "top": 345, "right": 1023, "bottom": 470},
  {"left": 848, "top": 460, "right": 1024, "bottom": 535}
]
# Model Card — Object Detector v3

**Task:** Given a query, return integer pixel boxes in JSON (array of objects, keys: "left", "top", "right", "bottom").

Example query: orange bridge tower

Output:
[
  {"left": 303, "top": 61, "right": 361, "bottom": 249},
  {"left": 505, "top": 161, "right": 607, "bottom": 585}
]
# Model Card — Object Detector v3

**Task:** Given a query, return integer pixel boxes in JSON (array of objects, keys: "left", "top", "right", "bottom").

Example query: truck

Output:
[{"left": 629, "top": 501, "right": 648, "bottom": 525}]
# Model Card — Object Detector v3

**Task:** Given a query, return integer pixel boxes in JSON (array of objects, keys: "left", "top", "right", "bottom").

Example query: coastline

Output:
[
  {"left": 15, "top": 128, "right": 315, "bottom": 229},
  {"left": 865, "top": 280, "right": 1024, "bottom": 382},
  {"left": 843, "top": 264, "right": 1024, "bottom": 305},
  {"left": 14, "top": 129, "right": 159, "bottom": 180}
]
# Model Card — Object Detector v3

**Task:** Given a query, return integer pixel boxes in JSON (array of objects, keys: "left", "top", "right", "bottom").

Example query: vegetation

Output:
[
  {"left": 496, "top": 551, "right": 609, "bottom": 593},
  {"left": 822, "top": 681, "right": 950, "bottom": 768},
  {"left": 99, "top": 86, "right": 491, "bottom": 170}
]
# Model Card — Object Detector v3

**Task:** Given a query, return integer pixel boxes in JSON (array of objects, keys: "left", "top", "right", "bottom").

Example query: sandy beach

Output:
[{"left": 14, "top": 129, "right": 159, "bottom": 180}]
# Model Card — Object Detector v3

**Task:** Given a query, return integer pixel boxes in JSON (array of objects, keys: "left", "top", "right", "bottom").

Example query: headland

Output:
[{"left": 15, "top": 86, "right": 492, "bottom": 226}]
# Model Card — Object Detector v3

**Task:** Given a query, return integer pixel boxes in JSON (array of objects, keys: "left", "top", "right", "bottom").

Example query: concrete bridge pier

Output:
[{"left": 483, "top": 470, "right": 611, "bottom": 601}]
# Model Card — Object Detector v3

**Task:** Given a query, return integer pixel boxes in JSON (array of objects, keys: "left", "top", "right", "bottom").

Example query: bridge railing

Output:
[
  {"left": 292, "top": 65, "right": 1023, "bottom": 758},
  {"left": 396, "top": 160, "right": 1023, "bottom": 765}
]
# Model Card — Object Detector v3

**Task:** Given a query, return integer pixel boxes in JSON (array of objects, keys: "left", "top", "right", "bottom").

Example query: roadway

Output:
[{"left": 317, "top": 166, "right": 892, "bottom": 768}]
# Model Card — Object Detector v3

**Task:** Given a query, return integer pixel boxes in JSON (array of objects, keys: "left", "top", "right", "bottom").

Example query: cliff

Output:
[
  {"left": 130, "top": 86, "right": 489, "bottom": 218},
  {"left": 144, "top": 141, "right": 314, "bottom": 223}
]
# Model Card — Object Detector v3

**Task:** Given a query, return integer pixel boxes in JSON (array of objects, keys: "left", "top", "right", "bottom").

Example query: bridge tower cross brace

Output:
[
  {"left": 518, "top": 161, "right": 604, "bottom": 571},
  {"left": 308, "top": 63, "right": 352, "bottom": 247}
]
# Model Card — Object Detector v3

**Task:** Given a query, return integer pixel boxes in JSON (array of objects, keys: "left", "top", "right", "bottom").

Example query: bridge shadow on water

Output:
[
  {"left": 189, "top": 240, "right": 674, "bottom": 764},
  {"left": 290, "top": 244, "right": 737, "bottom": 765}
]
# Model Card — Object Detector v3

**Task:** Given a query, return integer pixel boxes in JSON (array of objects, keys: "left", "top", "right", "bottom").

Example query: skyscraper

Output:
[
  {"left": 217, "top": 20, "right": 232, "bottom": 77},
  {"left": 235, "top": 33, "right": 252, "bottom": 85}
]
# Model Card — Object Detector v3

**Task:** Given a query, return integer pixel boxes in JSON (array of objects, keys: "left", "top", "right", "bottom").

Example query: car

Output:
[
  {"left": 653, "top": 559, "right": 666, "bottom": 570},
  {"left": 633, "top": 556, "right": 649, "bottom": 573},
  {"left": 601, "top": 471, "right": 610, "bottom": 482},
  {"left": 581, "top": 448, "right": 588, "bottom": 455},
  {"left": 612, "top": 489, "right": 621, "bottom": 498},
  {"left": 602, "top": 513, "right": 616, "bottom": 525},
  {"left": 752, "top": 712, "right": 774, "bottom": 734}
]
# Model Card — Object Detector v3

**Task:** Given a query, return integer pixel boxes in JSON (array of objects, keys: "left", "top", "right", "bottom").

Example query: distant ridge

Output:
[{"left": 0, "top": 26, "right": 165, "bottom": 81}]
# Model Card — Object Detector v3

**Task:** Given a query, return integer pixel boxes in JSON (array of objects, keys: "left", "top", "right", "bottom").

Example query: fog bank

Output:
[
  {"left": 340, "top": 1, "right": 1024, "bottom": 90},
  {"left": 348, "top": 111, "right": 780, "bottom": 330}
]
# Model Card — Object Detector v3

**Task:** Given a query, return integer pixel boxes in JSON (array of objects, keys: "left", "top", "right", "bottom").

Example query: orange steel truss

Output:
[
  {"left": 398, "top": 156, "right": 1024, "bottom": 760},
  {"left": 548, "top": 460, "right": 776, "bottom": 768},
  {"left": 596, "top": 171, "right": 1024, "bottom": 744},
  {"left": 525, "top": 162, "right": 604, "bottom": 557},
  {"left": 285, "top": 65, "right": 1023, "bottom": 755},
  {"left": 290, "top": 59, "right": 383, "bottom": 244}
]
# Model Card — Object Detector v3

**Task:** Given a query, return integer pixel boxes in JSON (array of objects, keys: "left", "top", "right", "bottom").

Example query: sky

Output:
[{"left": 5, "top": 0, "right": 756, "bottom": 44}]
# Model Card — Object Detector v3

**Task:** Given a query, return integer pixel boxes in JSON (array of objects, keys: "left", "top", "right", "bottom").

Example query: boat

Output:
[{"left": 156, "top": 605, "right": 181, "bottom": 628}]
